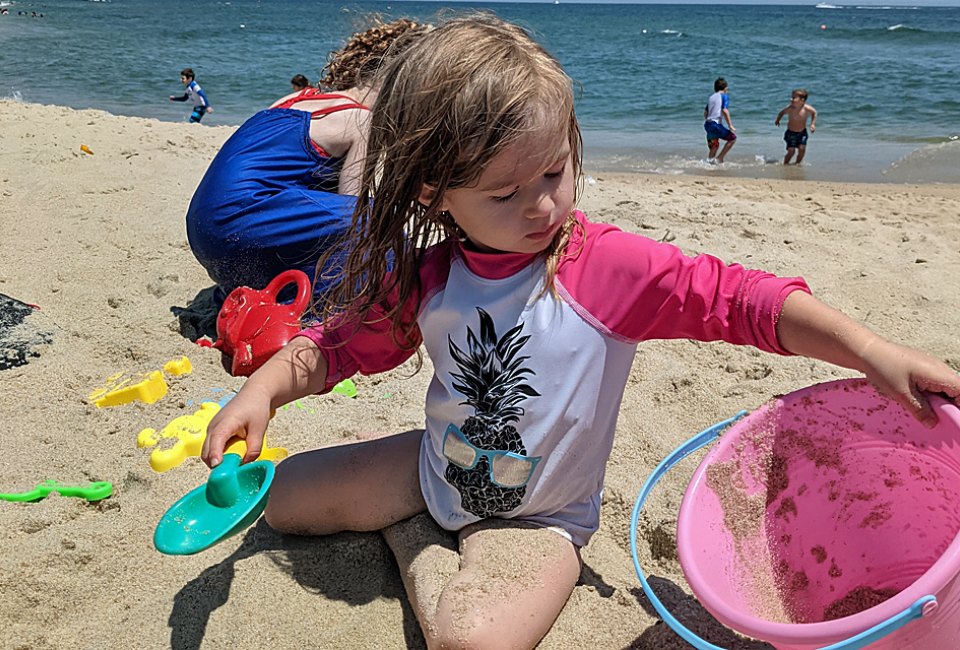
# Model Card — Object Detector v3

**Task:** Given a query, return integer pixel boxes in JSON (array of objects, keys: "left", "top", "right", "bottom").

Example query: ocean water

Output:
[{"left": 2, "top": 0, "right": 959, "bottom": 183}]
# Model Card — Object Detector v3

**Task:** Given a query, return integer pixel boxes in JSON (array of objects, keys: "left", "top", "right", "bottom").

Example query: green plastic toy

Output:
[
  {"left": 0, "top": 480, "right": 113, "bottom": 503},
  {"left": 153, "top": 453, "right": 274, "bottom": 555}
]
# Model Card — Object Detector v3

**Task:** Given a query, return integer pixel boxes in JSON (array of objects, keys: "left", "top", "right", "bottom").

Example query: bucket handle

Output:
[{"left": 629, "top": 412, "right": 938, "bottom": 650}]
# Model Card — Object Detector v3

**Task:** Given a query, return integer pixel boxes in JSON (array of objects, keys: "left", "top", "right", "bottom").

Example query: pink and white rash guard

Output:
[{"left": 298, "top": 211, "right": 810, "bottom": 546}]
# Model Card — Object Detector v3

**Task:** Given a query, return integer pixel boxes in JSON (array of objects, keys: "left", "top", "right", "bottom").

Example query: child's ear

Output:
[{"left": 418, "top": 184, "right": 443, "bottom": 210}]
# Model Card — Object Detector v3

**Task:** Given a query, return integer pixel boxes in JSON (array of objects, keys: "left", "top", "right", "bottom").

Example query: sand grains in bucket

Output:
[{"left": 704, "top": 392, "right": 906, "bottom": 625}]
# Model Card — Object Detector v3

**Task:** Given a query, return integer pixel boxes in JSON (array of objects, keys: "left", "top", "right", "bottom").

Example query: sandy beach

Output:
[{"left": 1, "top": 99, "right": 958, "bottom": 650}]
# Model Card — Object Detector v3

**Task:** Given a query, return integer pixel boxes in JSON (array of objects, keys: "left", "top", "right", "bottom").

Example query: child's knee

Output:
[
  {"left": 429, "top": 608, "right": 509, "bottom": 650},
  {"left": 262, "top": 454, "right": 341, "bottom": 535}
]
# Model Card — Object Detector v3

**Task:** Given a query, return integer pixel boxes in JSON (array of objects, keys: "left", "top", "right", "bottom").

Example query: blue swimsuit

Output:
[{"left": 186, "top": 92, "right": 365, "bottom": 297}]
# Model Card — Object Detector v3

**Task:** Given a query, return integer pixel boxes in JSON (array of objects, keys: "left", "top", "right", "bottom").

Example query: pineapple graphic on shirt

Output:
[{"left": 445, "top": 307, "right": 540, "bottom": 517}]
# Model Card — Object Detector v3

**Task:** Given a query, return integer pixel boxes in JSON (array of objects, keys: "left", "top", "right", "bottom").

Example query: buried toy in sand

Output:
[{"left": 633, "top": 378, "right": 960, "bottom": 649}]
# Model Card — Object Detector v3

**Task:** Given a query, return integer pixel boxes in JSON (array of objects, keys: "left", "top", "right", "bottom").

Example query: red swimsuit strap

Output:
[
  {"left": 273, "top": 89, "right": 369, "bottom": 159},
  {"left": 273, "top": 89, "right": 369, "bottom": 117}
]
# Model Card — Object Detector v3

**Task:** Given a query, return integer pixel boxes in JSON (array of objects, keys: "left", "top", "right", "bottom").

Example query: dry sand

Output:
[{"left": 1, "top": 100, "right": 958, "bottom": 649}]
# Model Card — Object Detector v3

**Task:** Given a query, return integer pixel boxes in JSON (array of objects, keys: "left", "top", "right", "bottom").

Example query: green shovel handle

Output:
[{"left": 0, "top": 480, "right": 113, "bottom": 503}]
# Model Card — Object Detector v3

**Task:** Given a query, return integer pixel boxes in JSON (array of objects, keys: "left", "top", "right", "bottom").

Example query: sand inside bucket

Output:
[{"left": 704, "top": 397, "right": 904, "bottom": 625}]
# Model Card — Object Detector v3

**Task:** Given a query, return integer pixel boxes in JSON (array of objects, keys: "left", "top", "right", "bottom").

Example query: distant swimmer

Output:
[
  {"left": 290, "top": 74, "right": 311, "bottom": 92},
  {"left": 169, "top": 68, "right": 213, "bottom": 123},
  {"left": 775, "top": 88, "right": 818, "bottom": 165}
]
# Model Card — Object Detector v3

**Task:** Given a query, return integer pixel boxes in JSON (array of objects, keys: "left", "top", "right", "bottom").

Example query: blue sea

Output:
[{"left": 2, "top": 0, "right": 959, "bottom": 183}]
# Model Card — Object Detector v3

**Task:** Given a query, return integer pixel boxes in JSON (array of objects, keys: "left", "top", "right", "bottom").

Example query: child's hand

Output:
[
  {"left": 208, "top": 107, "right": 214, "bottom": 113},
  {"left": 201, "top": 385, "right": 273, "bottom": 467},
  {"left": 860, "top": 339, "right": 960, "bottom": 427}
]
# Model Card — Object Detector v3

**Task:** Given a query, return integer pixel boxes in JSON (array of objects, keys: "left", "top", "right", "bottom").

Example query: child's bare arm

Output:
[
  {"left": 776, "top": 291, "right": 960, "bottom": 425},
  {"left": 202, "top": 337, "right": 330, "bottom": 467},
  {"left": 806, "top": 104, "right": 818, "bottom": 132},
  {"left": 775, "top": 107, "right": 789, "bottom": 126},
  {"left": 722, "top": 108, "right": 736, "bottom": 131}
]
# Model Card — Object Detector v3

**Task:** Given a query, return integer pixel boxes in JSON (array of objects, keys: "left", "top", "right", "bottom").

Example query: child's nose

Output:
[{"left": 525, "top": 191, "right": 555, "bottom": 219}]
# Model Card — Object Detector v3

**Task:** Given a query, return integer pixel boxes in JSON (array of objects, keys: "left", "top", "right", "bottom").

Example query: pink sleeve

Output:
[
  {"left": 557, "top": 216, "right": 811, "bottom": 354},
  {"left": 295, "top": 280, "right": 423, "bottom": 394},
  {"left": 293, "top": 242, "right": 452, "bottom": 393}
]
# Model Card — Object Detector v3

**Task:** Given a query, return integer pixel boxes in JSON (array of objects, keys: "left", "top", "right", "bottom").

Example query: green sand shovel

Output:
[
  {"left": 154, "top": 453, "right": 274, "bottom": 555},
  {"left": 0, "top": 480, "right": 113, "bottom": 503}
]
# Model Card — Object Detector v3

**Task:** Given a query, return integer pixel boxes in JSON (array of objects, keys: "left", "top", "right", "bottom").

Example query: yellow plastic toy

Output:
[
  {"left": 137, "top": 402, "right": 287, "bottom": 473},
  {"left": 90, "top": 370, "right": 168, "bottom": 408},
  {"left": 163, "top": 356, "right": 193, "bottom": 376},
  {"left": 90, "top": 356, "right": 193, "bottom": 408}
]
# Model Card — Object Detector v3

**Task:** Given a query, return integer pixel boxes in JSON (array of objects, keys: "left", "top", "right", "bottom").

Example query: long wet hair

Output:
[{"left": 316, "top": 14, "right": 583, "bottom": 350}]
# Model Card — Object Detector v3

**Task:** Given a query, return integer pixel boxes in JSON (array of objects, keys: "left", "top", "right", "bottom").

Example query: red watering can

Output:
[{"left": 209, "top": 270, "right": 312, "bottom": 377}]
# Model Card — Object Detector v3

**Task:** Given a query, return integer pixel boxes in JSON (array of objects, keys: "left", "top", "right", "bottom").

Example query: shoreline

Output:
[
  {"left": 6, "top": 97, "right": 958, "bottom": 186},
  {"left": 2, "top": 99, "right": 959, "bottom": 649}
]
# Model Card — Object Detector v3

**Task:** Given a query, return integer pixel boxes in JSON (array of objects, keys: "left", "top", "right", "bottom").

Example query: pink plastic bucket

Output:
[{"left": 632, "top": 378, "right": 960, "bottom": 649}]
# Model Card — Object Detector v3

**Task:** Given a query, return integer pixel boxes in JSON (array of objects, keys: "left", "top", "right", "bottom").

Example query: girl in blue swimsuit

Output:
[{"left": 186, "top": 19, "right": 428, "bottom": 299}]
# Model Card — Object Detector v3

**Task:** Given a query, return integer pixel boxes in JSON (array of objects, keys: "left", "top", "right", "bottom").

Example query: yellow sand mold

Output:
[{"left": 137, "top": 402, "right": 287, "bottom": 473}]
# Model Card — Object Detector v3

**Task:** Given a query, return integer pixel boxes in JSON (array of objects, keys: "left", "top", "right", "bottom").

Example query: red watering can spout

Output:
[{"left": 211, "top": 270, "right": 312, "bottom": 377}]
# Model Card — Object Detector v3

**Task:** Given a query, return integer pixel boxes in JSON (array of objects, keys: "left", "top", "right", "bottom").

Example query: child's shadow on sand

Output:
[{"left": 168, "top": 520, "right": 424, "bottom": 650}]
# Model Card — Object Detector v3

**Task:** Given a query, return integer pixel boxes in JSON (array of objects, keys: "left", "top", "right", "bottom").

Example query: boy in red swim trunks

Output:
[
  {"left": 703, "top": 77, "right": 737, "bottom": 163},
  {"left": 775, "top": 88, "right": 818, "bottom": 165}
]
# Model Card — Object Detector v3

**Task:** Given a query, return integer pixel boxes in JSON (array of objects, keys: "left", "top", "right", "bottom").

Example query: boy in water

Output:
[
  {"left": 704, "top": 77, "right": 736, "bottom": 163},
  {"left": 775, "top": 88, "right": 818, "bottom": 165},
  {"left": 169, "top": 68, "right": 212, "bottom": 123}
]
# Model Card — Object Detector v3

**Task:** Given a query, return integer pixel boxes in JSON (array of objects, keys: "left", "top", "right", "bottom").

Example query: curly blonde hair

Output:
[{"left": 319, "top": 17, "right": 430, "bottom": 91}]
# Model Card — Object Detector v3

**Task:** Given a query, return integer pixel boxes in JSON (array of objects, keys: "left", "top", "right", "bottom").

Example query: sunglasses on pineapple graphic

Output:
[{"left": 442, "top": 423, "right": 542, "bottom": 489}]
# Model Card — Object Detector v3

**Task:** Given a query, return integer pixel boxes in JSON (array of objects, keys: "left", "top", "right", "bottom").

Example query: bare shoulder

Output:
[{"left": 308, "top": 105, "right": 370, "bottom": 158}]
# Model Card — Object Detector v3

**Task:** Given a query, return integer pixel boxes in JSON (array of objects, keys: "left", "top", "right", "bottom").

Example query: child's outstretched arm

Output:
[
  {"left": 777, "top": 290, "right": 960, "bottom": 425},
  {"left": 807, "top": 104, "right": 817, "bottom": 132},
  {"left": 201, "top": 336, "right": 329, "bottom": 467},
  {"left": 775, "top": 107, "right": 788, "bottom": 126}
]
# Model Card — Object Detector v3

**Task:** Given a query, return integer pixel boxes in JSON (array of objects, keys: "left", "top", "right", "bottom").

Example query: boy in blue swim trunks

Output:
[
  {"left": 775, "top": 88, "right": 818, "bottom": 165},
  {"left": 170, "top": 68, "right": 213, "bottom": 123},
  {"left": 704, "top": 77, "right": 736, "bottom": 163}
]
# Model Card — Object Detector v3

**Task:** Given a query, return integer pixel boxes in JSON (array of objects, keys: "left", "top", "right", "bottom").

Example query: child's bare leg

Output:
[
  {"left": 717, "top": 138, "right": 735, "bottom": 163},
  {"left": 784, "top": 147, "right": 796, "bottom": 164},
  {"left": 795, "top": 144, "right": 807, "bottom": 164},
  {"left": 265, "top": 428, "right": 426, "bottom": 535},
  {"left": 707, "top": 140, "right": 719, "bottom": 159},
  {"left": 382, "top": 513, "right": 461, "bottom": 635},
  {"left": 400, "top": 519, "right": 581, "bottom": 650}
]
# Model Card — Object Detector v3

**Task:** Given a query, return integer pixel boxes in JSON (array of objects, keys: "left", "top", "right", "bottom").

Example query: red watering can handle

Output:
[{"left": 261, "top": 269, "right": 312, "bottom": 316}]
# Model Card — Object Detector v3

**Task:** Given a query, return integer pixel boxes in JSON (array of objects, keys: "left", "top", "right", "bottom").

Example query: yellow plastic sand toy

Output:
[
  {"left": 90, "top": 370, "right": 168, "bottom": 408},
  {"left": 163, "top": 356, "right": 193, "bottom": 376},
  {"left": 137, "top": 402, "right": 287, "bottom": 473},
  {"left": 89, "top": 356, "right": 194, "bottom": 408}
]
